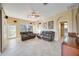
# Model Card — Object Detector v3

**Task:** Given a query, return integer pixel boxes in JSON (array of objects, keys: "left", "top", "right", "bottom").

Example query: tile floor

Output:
[{"left": 0, "top": 37, "right": 61, "bottom": 56}]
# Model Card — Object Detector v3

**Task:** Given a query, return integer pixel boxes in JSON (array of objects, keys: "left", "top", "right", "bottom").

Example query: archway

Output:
[{"left": 57, "top": 16, "right": 69, "bottom": 42}]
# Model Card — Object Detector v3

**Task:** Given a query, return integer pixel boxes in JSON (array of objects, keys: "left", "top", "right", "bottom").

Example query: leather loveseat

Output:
[
  {"left": 20, "top": 31, "right": 36, "bottom": 41},
  {"left": 37, "top": 31, "right": 55, "bottom": 41}
]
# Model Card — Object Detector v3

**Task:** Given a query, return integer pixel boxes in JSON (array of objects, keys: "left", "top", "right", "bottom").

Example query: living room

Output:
[{"left": 0, "top": 3, "right": 79, "bottom": 56}]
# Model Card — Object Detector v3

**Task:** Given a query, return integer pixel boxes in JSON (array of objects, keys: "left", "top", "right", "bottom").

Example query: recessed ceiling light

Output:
[{"left": 5, "top": 15, "right": 8, "bottom": 19}]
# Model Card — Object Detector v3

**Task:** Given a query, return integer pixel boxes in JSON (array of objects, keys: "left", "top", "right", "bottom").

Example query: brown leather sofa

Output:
[
  {"left": 20, "top": 31, "right": 36, "bottom": 41},
  {"left": 37, "top": 31, "right": 55, "bottom": 41}
]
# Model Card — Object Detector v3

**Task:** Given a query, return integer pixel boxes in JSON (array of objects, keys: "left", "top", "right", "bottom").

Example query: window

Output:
[
  {"left": 20, "top": 24, "right": 33, "bottom": 32},
  {"left": 20, "top": 24, "right": 27, "bottom": 32}
]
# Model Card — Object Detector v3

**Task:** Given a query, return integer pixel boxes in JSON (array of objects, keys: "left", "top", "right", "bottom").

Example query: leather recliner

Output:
[
  {"left": 37, "top": 31, "right": 55, "bottom": 41},
  {"left": 20, "top": 31, "right": 36, "bottom": 41}
]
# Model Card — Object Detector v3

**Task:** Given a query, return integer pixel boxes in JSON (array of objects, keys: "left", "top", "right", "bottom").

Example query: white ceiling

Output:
[{"left": 2, "top": 3, "right": 72, "bottom": 21}]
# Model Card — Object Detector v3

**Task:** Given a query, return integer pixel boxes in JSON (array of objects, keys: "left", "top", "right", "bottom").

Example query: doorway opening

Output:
[
  {"left": 8, "top": 25, "right": 16, "bottom": 39},
  {"left": 60, "top": 22, "right": 68, "bottom": 41},
  {"left": 7, "top": 25, "right": 17, "bottom": 48}
]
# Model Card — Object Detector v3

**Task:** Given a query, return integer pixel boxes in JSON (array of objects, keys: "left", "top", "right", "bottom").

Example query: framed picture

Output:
[{"left": 48, "top": 21, "right": 54, "bottom": 29}]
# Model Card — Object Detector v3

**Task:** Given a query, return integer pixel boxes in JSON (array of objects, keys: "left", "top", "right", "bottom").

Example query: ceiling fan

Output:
[
  {"left": 43, "top": 3, "right": 48, "bottom": 5},
  {"left": 31, "top": 10, "right": 40, "bottom": 17},
  {"left": 27, "top": 3, "right": 48, "bottom": 19},
  {"left": 27, "top": 10, "right": 40, "bottom": 19}
]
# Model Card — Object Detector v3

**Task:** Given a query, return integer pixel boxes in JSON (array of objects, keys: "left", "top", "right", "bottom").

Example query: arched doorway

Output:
[
  {"left": 59, "top": 21, "right": 68, "bottom": 40},
  {"left": 57, "top": 16, "right": 69, "bottom": 42}
]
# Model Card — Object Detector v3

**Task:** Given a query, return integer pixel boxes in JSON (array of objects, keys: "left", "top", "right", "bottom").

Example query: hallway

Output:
[{"left": 1, "top": 37, "right": 61, "bottom": 56}]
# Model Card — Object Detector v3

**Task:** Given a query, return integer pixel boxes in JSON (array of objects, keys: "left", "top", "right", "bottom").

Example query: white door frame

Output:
[{"left": 57, "top": 16, "right": 69, "bottom": 41}]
